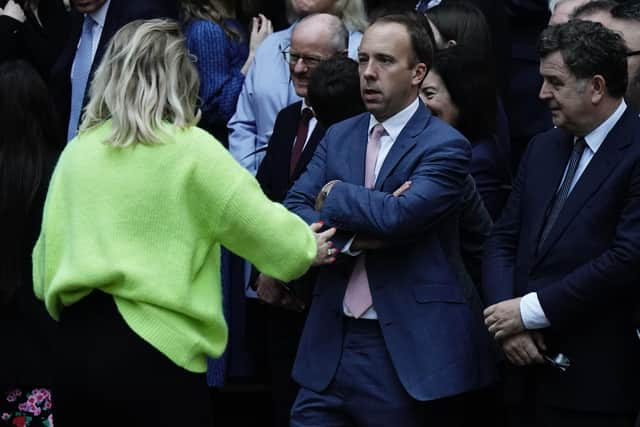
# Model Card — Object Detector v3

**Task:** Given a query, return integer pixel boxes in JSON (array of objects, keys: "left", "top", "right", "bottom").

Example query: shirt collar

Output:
[
  {"left": 301, "top": 98, "right": 314, "bottom": 115},
  {"left": 580, "top": 98, "right": 627, "bottom": 154},
  {"left": 368, "top": 97, "right": 420, "bottom": 142},
  {"left": 88, "top": 0, "right": 110, "bottom": 28}
]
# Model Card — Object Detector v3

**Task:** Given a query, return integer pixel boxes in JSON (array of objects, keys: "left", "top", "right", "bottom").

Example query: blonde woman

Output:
[
  {"left": 181, "top": 0, "right": 272, "bottom": 145},
  {"left": 33, "top": 19, "right": 335, "bottom": 427}
]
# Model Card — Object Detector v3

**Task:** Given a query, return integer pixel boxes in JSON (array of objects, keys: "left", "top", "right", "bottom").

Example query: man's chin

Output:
[{"left": 293, "top": 82, "right": 308, "bottom": 98}]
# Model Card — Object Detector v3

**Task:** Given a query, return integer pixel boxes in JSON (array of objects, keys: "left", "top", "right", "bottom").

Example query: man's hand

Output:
[
  {"left": 484, "top": 297, "right": 525, "bottom": 340},
  {"left": 392, "top": 180, "right": 411, "bottom": 197},
  {"left": 255, "top": 273, "right": 306, "bottom": 312},
  {"left": 501, "top": 331, "right": 546, "bottom": 366},
  {"left": 315, "top": 180, "right": 340, "bottom": 211}
]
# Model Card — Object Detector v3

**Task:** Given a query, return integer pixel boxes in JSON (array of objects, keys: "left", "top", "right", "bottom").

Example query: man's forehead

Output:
[
  {"left": 540, "top": 52, "right": 571, "bottom": 75},
  {"left": 359, "top": 22, "right": 409, "bottom": 52}
]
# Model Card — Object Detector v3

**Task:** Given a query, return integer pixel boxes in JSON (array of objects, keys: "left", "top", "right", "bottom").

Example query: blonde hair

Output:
[
  {"left": 334, "top": 0, "right": 368, "bottom": 32},
  {"left": 179, "top": 0, "right": 242, "bottom": 40},
  {"left": 287, "top": 0, "right": 368, "bottom": 32},
  {"left": 80, "top": 19, "right": 200, "bottom": 147}
]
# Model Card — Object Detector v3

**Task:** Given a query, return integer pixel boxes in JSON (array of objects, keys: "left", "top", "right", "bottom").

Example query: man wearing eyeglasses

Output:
[
  {"left": 483, "top": 20, "right": 640, "bottom": 426},
  {"left": 250, "top": 13, "right": 348, "bottom": 427}
]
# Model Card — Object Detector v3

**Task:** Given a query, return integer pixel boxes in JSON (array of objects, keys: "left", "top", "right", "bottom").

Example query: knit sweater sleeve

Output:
[
  {"left": 185, "top": 20, "right": 247, "bottom": 127},
  {"left": 189, "top": 129, "right": 317, "bottom": 282}
]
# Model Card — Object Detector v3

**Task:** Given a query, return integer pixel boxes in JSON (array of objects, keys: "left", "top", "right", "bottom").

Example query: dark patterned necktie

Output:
[{"left": 538, "top": 137, "right": 587, "bottom": 250}]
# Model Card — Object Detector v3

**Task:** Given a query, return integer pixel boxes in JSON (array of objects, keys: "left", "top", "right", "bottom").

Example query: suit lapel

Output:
[
  {"left": 347, "top": 115, "right": 371, "bottom": 186},
  {"left": 374, "top": 103, "right": 429, "bottom": 190},
  {"left": 535, "top": 109, "right": 635, "bottom": 263},
  {"left": 527, "top": 132, "right": 573, "bottom": 263}
]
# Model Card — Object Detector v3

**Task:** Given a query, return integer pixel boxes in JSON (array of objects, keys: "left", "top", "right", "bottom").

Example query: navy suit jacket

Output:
[
  {"left": 49, "top": 0, "right": 178, "bottom": 129},
  {"left": 285, "top": 102, "right": 496, "bottom": 401},
  {"left": 256, "top": 101, "right": 326, "bottom": 203},
  {"left": 483, "top": 107, "right": 640, "bottom": 412},
  {"left": 254, "top": 101, "right": 325, "bottom": 303}
]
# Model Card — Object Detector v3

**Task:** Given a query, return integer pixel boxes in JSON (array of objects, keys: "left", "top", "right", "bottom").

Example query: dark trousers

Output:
[
  {"left": 266, "top": 305, "right": 307, "bottom": 427},
  {"left": 52, "top": 291, "right": 214, "bottom": 427},
  {"left": 290, "top": 317, "right": 471, "bottom": 427}
]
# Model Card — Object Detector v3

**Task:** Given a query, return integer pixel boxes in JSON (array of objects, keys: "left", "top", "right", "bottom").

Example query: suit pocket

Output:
[{"left": 413, "top": 285, "right": 465, "bottom": 303}]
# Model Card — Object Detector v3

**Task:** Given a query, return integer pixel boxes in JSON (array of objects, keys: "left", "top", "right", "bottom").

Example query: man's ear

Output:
[
  {"left": 591, "top": 74, "right": 606, "bottom": 104},
  {"left": 413, "top": 63, "right": 428, "bottom": 86}
]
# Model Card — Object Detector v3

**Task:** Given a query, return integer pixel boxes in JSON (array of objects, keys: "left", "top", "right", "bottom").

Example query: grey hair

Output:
[
  {"left": 80, "top": 19, "right": 200, "bottom": 147},
  {"left": 297, "top": 13, "right": 348, "bottom": 52}
]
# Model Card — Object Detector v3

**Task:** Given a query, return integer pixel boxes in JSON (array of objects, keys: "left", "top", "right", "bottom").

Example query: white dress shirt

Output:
[
  {"left": 299, "top": 99, "right": 318, "bottom": 151},
  {"left": 521, "top": 99, "right": 627, "bottom": 329},
  {"left": 342, "top": 97, "right": 420, "bottom": 319}
]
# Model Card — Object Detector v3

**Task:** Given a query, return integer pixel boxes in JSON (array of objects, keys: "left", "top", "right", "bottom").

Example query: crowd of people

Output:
[{"left": 1, "top": 0, "right": 639, "bottom": 426}]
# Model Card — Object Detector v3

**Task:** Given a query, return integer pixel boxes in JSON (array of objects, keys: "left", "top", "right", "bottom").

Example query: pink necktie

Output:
[{"left": 344, "top": 124, "right": 385, "bottom": 318}]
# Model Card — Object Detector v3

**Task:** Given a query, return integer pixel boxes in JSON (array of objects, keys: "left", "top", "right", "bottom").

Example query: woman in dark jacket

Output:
[
  {"left": 420, "top": 46, "right": 512, "bottom": 220},
  {"left": 0, "top": 60, "right": 63, "bottom": 426}
]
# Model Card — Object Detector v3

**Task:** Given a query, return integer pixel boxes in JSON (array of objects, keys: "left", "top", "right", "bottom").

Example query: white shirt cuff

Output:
[
  {"left": 341, "top": 235, "right": 362, "bottom": 256},
  {"left": 520, "top": 292, "right": 550, "bottom": 329}
]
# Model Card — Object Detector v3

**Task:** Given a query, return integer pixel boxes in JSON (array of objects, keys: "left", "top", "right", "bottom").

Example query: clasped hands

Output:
[{"left": 483, "top": 297, "right": 546, "bottom": 366}]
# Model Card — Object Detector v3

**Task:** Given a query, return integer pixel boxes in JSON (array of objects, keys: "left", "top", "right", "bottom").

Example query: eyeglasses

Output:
[
  {"left": 626, "top": 50, "right": 640, "bottom": 57},
  {"left": 281, "top": 48, "right": 324, "bottom": 68}
]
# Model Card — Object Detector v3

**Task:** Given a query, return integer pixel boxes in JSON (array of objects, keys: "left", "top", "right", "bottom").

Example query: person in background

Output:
[
  {"left": 226, "top": 0, "right": 368, "bottom": 390},
  {"left": 483, "top": 20, "right": 640, "bottom": 427},
  {"left": 420, "top": 46, "right": 511, "bottom": 220},
  {"left": 34, "top": 19, "right": 335, "bottom": 427},
  {"left": 228, "top": 0, "right": 368, "bottom": 175},
  {"left": 307, "top": 56, "right": 365, "bottom": 128},
  {"left": 0, "top": 0, "right": 69, "bottom": 79},
  {"left": 180, "top": 0, "right": 273, "bottom": 146},
  {"left": 50, "top": 0, "right": 179, "bottom": 142},
  {"left": 0, "top": 60, "right": 63, "bottom": 427},
  {"left": 574, "top": 0, "right": 640, "bottom": 113},
  {"left": 425, "top": 0, "right": 512, "bottom": 187},
  {"left": 254, "top": 50, "right": 362, "bottom": 427},
  {"left": 549, "top": 0, "right": 591, "bottom": 24}
]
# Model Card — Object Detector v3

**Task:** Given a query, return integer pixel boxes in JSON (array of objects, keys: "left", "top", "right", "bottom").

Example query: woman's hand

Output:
[
  {"left": 310, "top": 222, "right": 337, "bottom": 266},
  {"left": 249, "top": 14, "right": 273, "bottom": 54},
  {"left": 242, "top": 14, "right": 273, "bottom": 75},
  {"left": 2, "top": 0, "right": 26, "bottom": 23}
]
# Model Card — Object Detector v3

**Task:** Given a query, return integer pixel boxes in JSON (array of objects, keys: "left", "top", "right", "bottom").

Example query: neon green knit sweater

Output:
[{"left": 33, "top": 121, "right": 316, "bottom": 373}]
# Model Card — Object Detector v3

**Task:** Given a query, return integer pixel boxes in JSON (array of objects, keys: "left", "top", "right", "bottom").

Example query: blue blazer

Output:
[
  {"left": 285, "top": 102, "right": 497, "bottom": 401},
  {"left": 483, "top": 107, "right": 640, "bottom": 412}
]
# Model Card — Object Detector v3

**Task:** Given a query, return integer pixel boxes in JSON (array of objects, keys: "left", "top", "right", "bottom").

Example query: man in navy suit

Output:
[
  {"left": 49, "top": 0, "right": 178, "bottom": 141},
  {"left": 285, "top": 11, "right": 496, "bottom": 426},
  {"left": 483, "top": 20, "right": 640, "bottom": 426}
]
